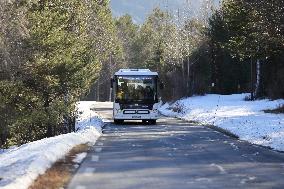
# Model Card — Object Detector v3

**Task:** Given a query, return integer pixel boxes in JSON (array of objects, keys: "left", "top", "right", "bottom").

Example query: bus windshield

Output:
[{"left": 115, "top": 75, "right": 157, "bottom": 103}]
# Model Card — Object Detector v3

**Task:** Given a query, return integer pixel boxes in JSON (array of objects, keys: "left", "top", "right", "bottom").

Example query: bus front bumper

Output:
[{"left": 113, "top": 110, "right": 159, "bottom": 120}]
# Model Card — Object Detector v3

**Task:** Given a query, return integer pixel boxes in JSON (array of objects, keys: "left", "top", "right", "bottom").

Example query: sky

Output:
[{"left": 110, "top": 0, "right": 219, "bottom": 24}]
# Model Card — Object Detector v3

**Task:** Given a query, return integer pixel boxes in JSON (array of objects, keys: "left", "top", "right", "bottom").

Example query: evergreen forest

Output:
[{"left": 0, "top": 0, "right": 283, "bottom": 148}]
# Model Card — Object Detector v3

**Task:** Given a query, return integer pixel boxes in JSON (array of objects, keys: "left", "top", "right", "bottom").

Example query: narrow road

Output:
[{"left": 68, "top": 102, "right": 284, "bottom": 189}]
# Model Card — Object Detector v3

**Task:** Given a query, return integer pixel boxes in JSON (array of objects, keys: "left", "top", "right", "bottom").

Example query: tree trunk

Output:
[
  {"left": 108, "top": 54, "right": 112, "bottom": 102},
  {"left": 250, "top": 57, "right": 254, "bottom": 100},
  {"left": 254, "top": 59, "right": 261, "bottom": 98},
  {"left": 109, "top": 87, "right": 112, "bottom": 102},
  {"left": 96, "top": 79, "right": 100, "bottom": 101},
  {"left": 181, "top": 58, "right": 185, "bottom": 92},
  {"left": 44, "top": 94, "right": 53, "bottom": 137},
  {"left": 187, "top": 56, "right": 190, "bottom": 95}
]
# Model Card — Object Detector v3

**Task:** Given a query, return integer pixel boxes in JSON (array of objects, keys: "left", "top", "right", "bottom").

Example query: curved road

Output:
[{"left": 68, "top": 102, "right": 284, "bottom": 189}]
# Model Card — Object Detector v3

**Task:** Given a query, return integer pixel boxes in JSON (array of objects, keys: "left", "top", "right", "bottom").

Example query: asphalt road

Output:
[{"left": 68, "top": 102, "right": 284, "bottom": 189}]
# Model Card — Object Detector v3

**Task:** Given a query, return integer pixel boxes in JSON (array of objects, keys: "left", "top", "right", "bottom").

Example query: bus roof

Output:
[{"left": 114, "top": 69, "right": 158, "bottom": 76}]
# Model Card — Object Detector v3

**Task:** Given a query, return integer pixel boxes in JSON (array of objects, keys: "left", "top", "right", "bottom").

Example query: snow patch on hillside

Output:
[
  {"left": 0, "top": 101, "right": 104, "bottom": 189},
  {"left": 159, "top": 94, "right": 284, "bottom": 151}
]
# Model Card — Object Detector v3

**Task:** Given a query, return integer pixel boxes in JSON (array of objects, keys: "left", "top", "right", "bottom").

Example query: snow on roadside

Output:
[
  {"left": 159, "top": 94, "right": 284, "bottom": 151},
  {"left": 73, "top": 152, "right": 88, "bottom": 164},
  {"left": 0, "top": 101, "right": 104, "bottom": 189}
]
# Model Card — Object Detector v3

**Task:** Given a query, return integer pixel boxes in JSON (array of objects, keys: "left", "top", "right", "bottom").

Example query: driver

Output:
[{"left": 145, "top": 86, "right": 154, "bottom": 99}]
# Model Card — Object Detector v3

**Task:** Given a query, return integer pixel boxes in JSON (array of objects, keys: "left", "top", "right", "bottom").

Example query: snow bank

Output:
[
  {"left": 159, "top": 94, "right": 284, "bottom": 151},
  {"left": 0, "top": 101, "right": 104, "bottom": 189}
]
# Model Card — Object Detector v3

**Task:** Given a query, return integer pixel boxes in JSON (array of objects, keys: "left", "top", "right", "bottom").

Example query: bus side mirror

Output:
[
  {"left": 159, "top": 82, "right": 164, "bottom": 90},
  {"left": 110, "top": 78, "right": 114, "bottom": 88}
]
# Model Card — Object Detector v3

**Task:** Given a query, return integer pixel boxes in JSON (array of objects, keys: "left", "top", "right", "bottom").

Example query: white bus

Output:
[{"left": 111, "top": 69, "right": 163, "bottom": 124}]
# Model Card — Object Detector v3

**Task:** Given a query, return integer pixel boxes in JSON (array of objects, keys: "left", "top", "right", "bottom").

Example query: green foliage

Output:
[
  {"left": 0, "top": 80, "right": 45, "bottom": 146},
  {"left": 25, "top": 0, "right": 96, "bottom": 97},
  {"left": 219, "top": 0, "right": 284, "bottom": 60},
  {"left": 85, "top": 1, "right": 124, "bottom": 102},
  {"left": 208, "top": 8, "right": 251, "bottom": 94},
  {"left": 206, "top": 0, "right": 284, "bottom": 98},
  {"left": 135, "top": 8, "right": 172, "bottom": 71},
  {"left": 115, "top": 14, "right": 139, "bottom": 68},
  {"left": 0, "top": 0, "right": 120, "bottom": 147}
]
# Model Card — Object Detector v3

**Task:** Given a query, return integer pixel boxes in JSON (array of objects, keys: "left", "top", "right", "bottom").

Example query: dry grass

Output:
[{"left": 29, "top": 144, "right": 90, "bottom": 189}]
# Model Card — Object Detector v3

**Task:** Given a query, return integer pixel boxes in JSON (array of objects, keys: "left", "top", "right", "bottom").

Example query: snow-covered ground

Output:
[
  {"left": 159, "top": 94, "right": 284, "bottom": 151},
  {"left": 0, "top": 101, "right": 104, "bottom": 189}
]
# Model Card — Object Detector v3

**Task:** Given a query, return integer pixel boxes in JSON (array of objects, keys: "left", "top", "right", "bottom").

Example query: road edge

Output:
[{"left": 160, "top": 115, "right": 284, "bottom": 154}]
